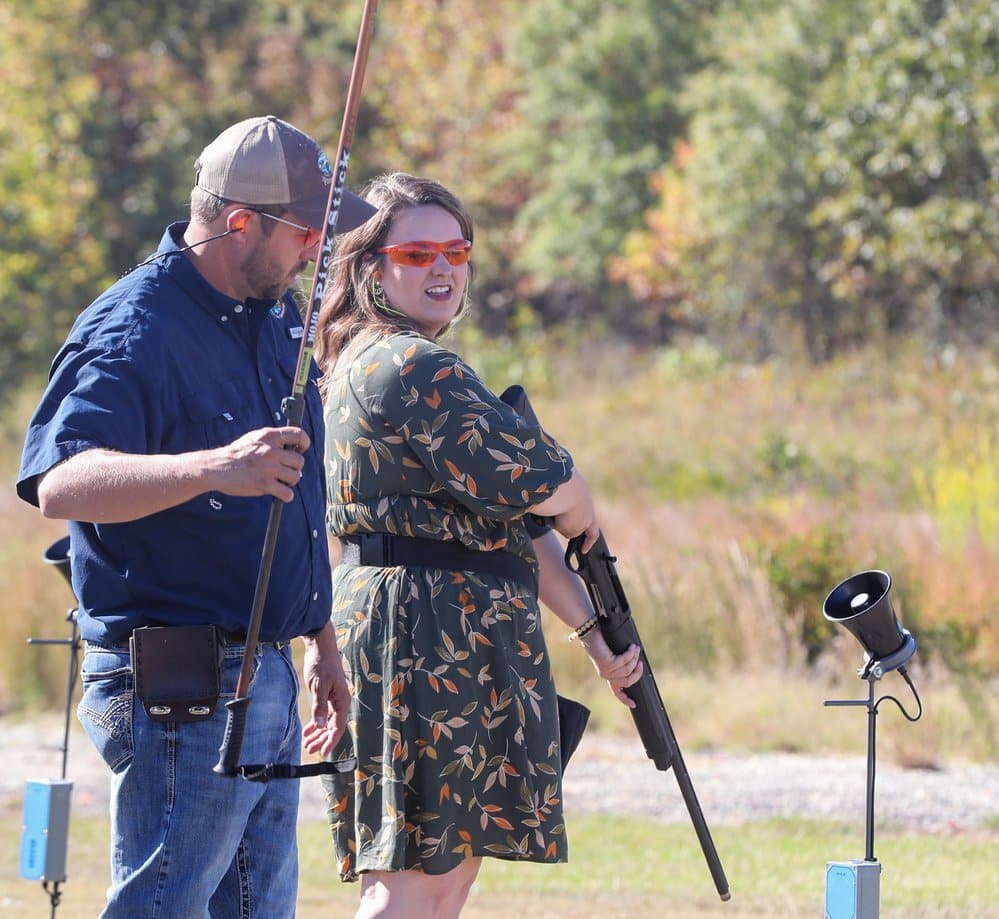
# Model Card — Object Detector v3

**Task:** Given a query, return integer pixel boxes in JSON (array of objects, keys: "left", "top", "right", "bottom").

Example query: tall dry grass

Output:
[
  {"left": 497, "top": 332, "right": 999, "bottom": 764},
  {"left": 2, "top": 334, "right": 996, "bottom": 762}
]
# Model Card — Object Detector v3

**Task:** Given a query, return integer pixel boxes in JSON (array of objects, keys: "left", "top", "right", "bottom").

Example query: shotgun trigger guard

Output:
[{"left": 564, "top": 535, "right": 586, "bottom": 572}]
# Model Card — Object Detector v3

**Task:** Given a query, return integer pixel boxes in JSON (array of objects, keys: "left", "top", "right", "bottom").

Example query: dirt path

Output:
[{"left": 3, "top": 714, "right": 997, "bottom": 836}]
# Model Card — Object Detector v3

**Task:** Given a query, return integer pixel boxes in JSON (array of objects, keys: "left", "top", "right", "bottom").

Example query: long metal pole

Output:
[
  {"left": 864, "top": 677, "right": 877, "bottom": 861},
  {"left": 215, "top": 0, "right": 379, "bottom": 777}
]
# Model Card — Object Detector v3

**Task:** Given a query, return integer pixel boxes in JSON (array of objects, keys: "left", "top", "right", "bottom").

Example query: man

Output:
[{"left": 17, "top": 115, "right": 375, "bottom": 917}]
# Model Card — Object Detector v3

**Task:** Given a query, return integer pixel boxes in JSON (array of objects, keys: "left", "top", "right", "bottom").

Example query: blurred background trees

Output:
[
  {"left": 1, "top": 0, "right": 996, "bottom": 739},
  {"left": 2, "top": 0, "right": 995, "bottom": 399}
]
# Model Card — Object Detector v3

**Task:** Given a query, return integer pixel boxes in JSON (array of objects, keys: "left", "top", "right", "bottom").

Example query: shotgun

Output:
[
  {"left": 501, "top": 384, "right": 731, "bottom": 901},
  {"left": 564, "top": 531, "right": 731, "bottom": 901}
]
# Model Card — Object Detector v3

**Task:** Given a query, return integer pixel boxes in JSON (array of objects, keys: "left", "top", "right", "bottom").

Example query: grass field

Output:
[
  {"left": 2, "top": 813, "right": 996, "bottom": 918},
  {"left": 4, "top": 338, "right": 998, "bottom": 755},
  {"left": 1, "top": 337, "right": 996, "bottom": 916}
]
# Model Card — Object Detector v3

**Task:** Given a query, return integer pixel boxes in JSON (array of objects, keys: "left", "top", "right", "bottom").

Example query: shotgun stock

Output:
[{"left": 499, "top": 384, "right": 730, "bottom": 901}]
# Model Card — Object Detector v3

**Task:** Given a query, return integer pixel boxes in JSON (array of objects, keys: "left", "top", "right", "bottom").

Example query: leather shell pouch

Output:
[{"left": 130, "top": 624, "right": 222, "bottom": 723}]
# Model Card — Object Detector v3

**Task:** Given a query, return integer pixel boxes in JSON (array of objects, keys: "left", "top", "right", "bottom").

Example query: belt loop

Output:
[
  {"left": 358, "top": 532, "right": 378, "bottom": 565},
  {"left": 381, "top": 533, "right": 394, "bottom": 566}
]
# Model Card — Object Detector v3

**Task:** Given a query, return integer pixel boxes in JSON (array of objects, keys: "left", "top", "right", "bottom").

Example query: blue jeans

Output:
[{"left": 78, "top": 638, "right": 302, "bottom": 919}]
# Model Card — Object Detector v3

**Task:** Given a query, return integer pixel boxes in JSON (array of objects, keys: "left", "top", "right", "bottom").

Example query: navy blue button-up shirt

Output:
[{"left": 17, "top": 223, "right": 331, "bottom": 645}]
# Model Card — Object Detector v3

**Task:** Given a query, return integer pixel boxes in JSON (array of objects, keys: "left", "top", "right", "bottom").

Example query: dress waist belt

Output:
[{"left": 340, "top": 532, "right": 537, "bottom": 593}]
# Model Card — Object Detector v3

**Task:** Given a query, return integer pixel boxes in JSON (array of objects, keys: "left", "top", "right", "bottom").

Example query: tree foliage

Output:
[
  {"left": 807, "top": 0, "right": 999, "bottom": 344},
  {"left": 660, "top": 0, "right": 998, "bottom": 358},
  {"left": 505, "top": 0, "right": 717, "bottom": 330},
  {"left": 0, "top": 0, "right": 106, "bottom": 392},
  {"left": 0, "top": 0, "right": 995, "bottom": 401}
]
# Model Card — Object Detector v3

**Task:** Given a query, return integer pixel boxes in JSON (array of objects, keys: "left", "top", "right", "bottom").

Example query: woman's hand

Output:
[
  {"left": 579, "top": 630, "right": 643, "bottom": 707},
  {"left": 550, "top": 511, "right": 599, "bottom": 554},
  {"left": 533, "top": 468, "right": 599, "bottom": 552}
]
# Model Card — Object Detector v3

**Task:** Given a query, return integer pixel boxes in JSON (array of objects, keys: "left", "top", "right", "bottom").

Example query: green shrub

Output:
[{"left": 756, "top": 523, "right": 853, "bottom": 664}]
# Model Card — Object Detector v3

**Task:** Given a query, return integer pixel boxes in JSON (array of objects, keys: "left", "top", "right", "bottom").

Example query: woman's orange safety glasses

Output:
[{"left": 376, "top": 238, "right": 472, "bottom": 268}]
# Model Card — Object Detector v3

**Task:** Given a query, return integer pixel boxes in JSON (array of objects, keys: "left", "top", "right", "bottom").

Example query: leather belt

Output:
[
  {"left": 340, "top": 532, "right": 536, "bottom": 593},
  {"left": 218, "top": 629, "right": 290, "bottom": 650},
  {"left": 86, "top": 627, "right": 290, "bottom": 652}
]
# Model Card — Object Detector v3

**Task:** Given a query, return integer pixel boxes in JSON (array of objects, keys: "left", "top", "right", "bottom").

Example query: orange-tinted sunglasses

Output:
[{"left": 376, "top": 238, "right": 472, "bottom": 268}]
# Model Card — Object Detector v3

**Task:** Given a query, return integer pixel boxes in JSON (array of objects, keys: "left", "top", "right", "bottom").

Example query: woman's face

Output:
[{"left": 375, "top": 204, "right": 469, "bottom": 338}]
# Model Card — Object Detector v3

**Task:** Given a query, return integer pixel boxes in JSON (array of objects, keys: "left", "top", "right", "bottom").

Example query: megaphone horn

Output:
[
  {"left": 823, "top": 569, "right": 916, "bottom": 671},
  {"left": 43, "top": 535, "right": 74, "bottom": 592}
]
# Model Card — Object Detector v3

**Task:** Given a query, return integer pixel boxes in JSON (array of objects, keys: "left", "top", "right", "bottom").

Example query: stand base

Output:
[{"left": 826, "top": 860, "right": 881, "bottom": 919}]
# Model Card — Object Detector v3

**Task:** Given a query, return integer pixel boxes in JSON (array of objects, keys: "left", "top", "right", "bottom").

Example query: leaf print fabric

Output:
[{"left": 321, "top": 332, "right": 575, "bottom": 880}]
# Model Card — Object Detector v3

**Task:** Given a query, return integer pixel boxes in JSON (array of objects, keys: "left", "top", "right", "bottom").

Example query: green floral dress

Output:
[{"left": 321, "top": 331, "right": 575, "bottom": 880}]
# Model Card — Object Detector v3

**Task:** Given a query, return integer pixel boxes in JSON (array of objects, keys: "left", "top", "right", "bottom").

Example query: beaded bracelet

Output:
[{"left": 568, "top": 615, "right": 599, "bottom": 643}]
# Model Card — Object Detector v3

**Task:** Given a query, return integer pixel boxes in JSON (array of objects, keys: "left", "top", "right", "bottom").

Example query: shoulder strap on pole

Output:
[{"left": 237, "top": 756, "right": 357, "bottom": 782}]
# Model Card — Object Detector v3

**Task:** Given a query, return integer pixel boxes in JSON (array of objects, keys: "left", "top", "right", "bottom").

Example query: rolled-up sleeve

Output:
[{"left": 17, "top": 332, "right": 162, "bottom": 507}]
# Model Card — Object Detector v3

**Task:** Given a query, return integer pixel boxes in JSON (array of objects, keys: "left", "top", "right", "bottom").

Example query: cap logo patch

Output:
[{"left": 317, "top": 152, "right": 333, "bottom": 178}]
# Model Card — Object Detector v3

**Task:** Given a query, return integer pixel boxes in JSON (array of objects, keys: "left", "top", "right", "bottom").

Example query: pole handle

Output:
[
  {"left": 213, "top": 696, "right": 251, "bottom": 776},
  {"left": 217, "top": 0, "right": 378, "bottom": 779}
]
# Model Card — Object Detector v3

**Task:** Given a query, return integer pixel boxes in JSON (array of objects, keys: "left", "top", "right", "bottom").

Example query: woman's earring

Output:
[
  {"left": 371, "top": 278, "right": 406, "bottom": 319},
  {"left": 457, "top": 280, "right": 472, "bottom": 318}
]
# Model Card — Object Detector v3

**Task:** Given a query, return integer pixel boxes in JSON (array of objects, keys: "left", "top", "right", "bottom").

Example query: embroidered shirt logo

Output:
[
  {"left": 317, "top": 152, "right": 333, "bottom": 178},
  {"left": 270, "top": 301, "right": 286, "bottom": 319},
  {"left": 209, "top": 497, "right": 222, "bottom": 511}
]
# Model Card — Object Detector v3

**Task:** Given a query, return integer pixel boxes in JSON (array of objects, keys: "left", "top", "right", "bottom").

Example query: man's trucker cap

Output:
[{"left": 194, "top": 115, "right": 376, "bottom": 232}]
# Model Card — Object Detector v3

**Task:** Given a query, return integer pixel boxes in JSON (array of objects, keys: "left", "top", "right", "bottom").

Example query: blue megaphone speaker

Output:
[{"left": 823, "top": 570, "right": 916, "bottom": 674}]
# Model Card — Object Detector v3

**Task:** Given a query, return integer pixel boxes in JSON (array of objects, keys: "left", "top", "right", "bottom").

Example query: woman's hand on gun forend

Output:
[{"left": 580, "top": 632, "right": 643, "bottom": 708}]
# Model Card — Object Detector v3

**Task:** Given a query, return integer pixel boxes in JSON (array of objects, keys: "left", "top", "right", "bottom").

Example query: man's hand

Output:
[
  {"left": 36, "top": 426, "right": 311, "bottom": 523},
  {"left": 301, "top": 621, "right": 351, "bottom": 759},
  {"left": 208, "top": 426, "right": 310, "bottom": 503}
]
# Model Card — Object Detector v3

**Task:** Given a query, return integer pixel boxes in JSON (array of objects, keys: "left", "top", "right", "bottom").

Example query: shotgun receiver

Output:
[{"left": 499, "top": 384, "right": 730, "bottom": 901}]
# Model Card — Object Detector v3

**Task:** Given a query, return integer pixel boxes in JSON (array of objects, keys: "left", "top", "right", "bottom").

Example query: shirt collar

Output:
[{"left": 155, "top": 221, "right": 279, "bottom": 320}]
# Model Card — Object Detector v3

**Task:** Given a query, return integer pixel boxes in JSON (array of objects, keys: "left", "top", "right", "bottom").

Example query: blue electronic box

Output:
[
  {"left": 20, "top": 779, "right": 73, "bottom": 882},
  {"left": 826, "top": 859, "right": 882, "bottom": 919}
]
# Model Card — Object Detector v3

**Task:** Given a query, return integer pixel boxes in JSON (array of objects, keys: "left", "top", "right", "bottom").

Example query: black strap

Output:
[
  {"left": 237, "top": 756, "right": 357, "bottom": 782},
  {"left": 341, "top": 532, "right": 537, "bottom": 593}
]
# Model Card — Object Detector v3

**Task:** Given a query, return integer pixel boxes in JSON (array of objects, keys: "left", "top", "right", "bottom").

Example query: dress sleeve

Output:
[{"left": 360, "top": 335, "right": 574, "bottom": 521}]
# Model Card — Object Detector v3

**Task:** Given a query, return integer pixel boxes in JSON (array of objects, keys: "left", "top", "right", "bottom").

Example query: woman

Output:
[{"left": 305, "top": 173, "right": 642, "bottom": 919}]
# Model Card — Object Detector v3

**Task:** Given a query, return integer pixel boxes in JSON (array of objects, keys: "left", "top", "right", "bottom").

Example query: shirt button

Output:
[
  {"left": 274, "top": 411, "right": 281, "bottom": 421},
  {"left": 234, "top": 304, "right": 244, "bottom": 313},
  {"left": 220, "top": 315, "right": 228, "bottom": 323},
  {"left": 313, "top": 592, "right": 319, "bottom": 602},
  {"left": 312, "top": 529, "right": 319, "bottom": 539}
]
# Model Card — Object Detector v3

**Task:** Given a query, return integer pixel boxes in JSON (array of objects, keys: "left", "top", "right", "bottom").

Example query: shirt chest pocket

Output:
[{"left": 181, "top": 380, "right": 253, "bottom": 449}]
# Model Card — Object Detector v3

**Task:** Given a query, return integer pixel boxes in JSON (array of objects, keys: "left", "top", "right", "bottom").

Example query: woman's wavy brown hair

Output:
[{"left": 314, "top": 172, "right": 474, "bottom": 395}]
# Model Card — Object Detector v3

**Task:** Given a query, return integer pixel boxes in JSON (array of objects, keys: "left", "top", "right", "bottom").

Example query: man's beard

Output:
[{"left": 240, "top": 242, "right": 306, "bottom": 301}]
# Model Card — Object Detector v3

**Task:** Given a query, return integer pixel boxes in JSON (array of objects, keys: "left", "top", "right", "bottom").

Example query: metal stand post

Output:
[
  {"left": 823, "top": 654, "right": 922, "bottom": 919},
  {"left": 22, "top": 537, "right": 81, "bottom": 918},
  {"left": 826, "top": 674, "right": 879, "bottom": 861}
]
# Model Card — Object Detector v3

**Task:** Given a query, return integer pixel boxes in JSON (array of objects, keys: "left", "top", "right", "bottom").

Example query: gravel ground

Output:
[{"left": 3, "top": 715, "right": 997, "bottom": 836}]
